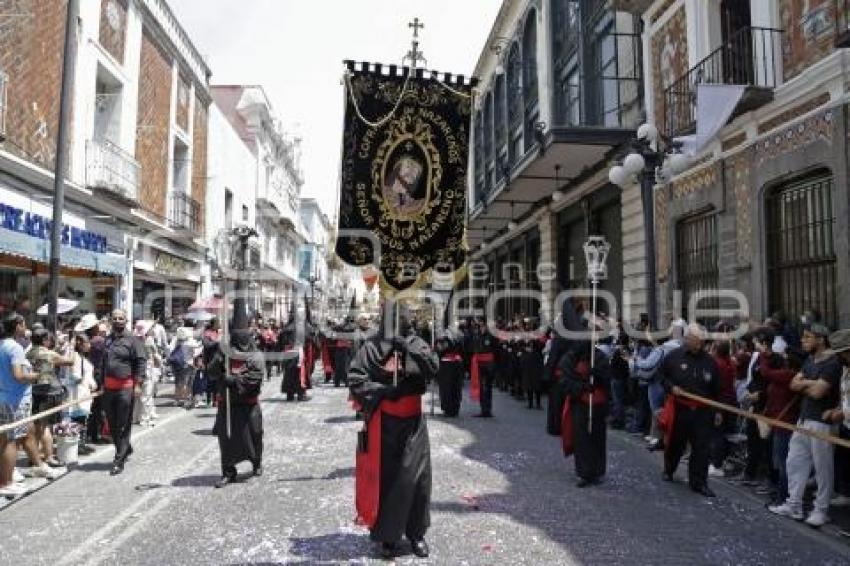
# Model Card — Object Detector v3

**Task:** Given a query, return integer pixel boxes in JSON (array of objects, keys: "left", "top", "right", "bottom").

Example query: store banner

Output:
[
  {"left": 336, "top": 61, "right": 475, "bottom": 291},
  {"left": 0, "top": 226, "right": 126, "bottom": 275}
]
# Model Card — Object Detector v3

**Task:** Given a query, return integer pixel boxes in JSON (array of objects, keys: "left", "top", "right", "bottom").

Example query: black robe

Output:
[
  {"left": 349, "top": 334, "right": 439, "bottom": 543},
  {"left": 435, "top": 336, "right": 464, "bottom": 417},
  {"left": 213, "top": 352, "right": 264, "bottom": 476},
  {"left": 560, "top": 348, "right": 611, "bottom": 481},
  {"left": 278, "top": 325, "right": 303, "bottom": 398}
]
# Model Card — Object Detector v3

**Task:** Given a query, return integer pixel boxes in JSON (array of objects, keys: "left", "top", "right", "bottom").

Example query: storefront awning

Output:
[{"left": 0, "top": 227, "right": 127, "bottom": 275}]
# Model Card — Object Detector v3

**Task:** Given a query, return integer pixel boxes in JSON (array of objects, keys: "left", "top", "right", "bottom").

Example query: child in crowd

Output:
[{"left": 192, "top": 355, "right": 209, "bottom": 408}]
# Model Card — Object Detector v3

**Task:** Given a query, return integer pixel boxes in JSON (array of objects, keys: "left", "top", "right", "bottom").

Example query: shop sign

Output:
[
  {"left": 0, "top": 203, "right": 108, "bottom": 253},
  {"left": 154, "top": 252, "right": 189, "bottom": 277}
]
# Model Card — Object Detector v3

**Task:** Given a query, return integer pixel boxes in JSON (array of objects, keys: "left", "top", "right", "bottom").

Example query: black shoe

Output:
[
  {"left": 78, "top": 445, "right": 96, "bottom": 455},
  {"left": 253, "top": 465, "right": 263, "bottom": 477},
  {"left": 110, "top": 463, "right": 124, "bottom": 476},
  {"left": 692, "top": 484, "right": 716, "bottom": 498},
  {"left": 473, "top": 413, "right": 493, "bottom": 418},
  {"left": 410, "top": 539, "right": 429, "bottom": 558},
  {"left": 215, "top": 475, "right": 235, "bottom": 488},
  {"left": 297, "top": 395, "right": 311, "bottom": 402},
  {"left": 662, "top": 472, "right": 674, "bottom": 482},
  {"left": 576, "top": 478, "right": 590, "bottom": 488},
  {"left": 379, "top": 542, "right": 398, "bottom": 560}
]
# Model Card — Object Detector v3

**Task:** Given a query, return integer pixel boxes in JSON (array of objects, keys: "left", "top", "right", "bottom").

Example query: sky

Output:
[{"left": 171, "top": 0, "right": 503, "bottom": 220}]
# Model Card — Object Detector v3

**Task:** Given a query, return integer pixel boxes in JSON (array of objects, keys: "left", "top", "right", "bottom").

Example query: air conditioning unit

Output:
[{"left": 0, "top": 71, "right": 7, "bottom": 142}]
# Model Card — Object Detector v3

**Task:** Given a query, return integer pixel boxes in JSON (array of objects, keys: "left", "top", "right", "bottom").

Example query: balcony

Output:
[
  {"left": 169, "top": 191, "right": 200, "bottom": 235},
  {"left": 664, "top": 26, "right": 784, "bottom": 138},
  {"left": 86, "top": 139, "right": 140, "bottom": 205}
]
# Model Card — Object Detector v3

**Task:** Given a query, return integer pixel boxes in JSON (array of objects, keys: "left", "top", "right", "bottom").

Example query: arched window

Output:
[
  {"left": 494, "top": 74, "right": 506, "bottom": 155},
  {"left": 507, "top": 43, "right": 522, "bottom": 129}
]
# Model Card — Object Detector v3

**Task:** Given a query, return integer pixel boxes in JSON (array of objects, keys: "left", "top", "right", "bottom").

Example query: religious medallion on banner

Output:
[{"left": 336, "top": 61, "right": 475, "bottom": 290}]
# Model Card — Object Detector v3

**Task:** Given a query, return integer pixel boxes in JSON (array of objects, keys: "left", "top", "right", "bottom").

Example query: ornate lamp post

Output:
[
  {"left": 608, "top": 123, "right": 690, "bottom": 330},
  {"left": 583, "top": 235, "right": 610, "bottom": 434}
]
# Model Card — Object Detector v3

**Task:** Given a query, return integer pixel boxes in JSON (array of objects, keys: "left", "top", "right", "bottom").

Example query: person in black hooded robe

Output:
[
  {"left": 278, "top": 312, "right": 308, "bottom": 401},
  {"left": 349, "top": 309, "right": 439, "bottom": 560},
  {"left": 435, "top": 329, "right": 464, "bottom": 417},
  {"left": 213, "top": 329, "right": 264, "bottom": 488},
  {"left": 546, "top": 297, "right": 586, "bottom": 435},
  {"left": 558, "top": 339, "right": 611, "bottom": 487}
]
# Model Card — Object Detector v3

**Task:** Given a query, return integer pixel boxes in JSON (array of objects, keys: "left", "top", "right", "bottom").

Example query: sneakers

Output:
[
  {"left": 768, "top": 502, "right": 804, "bottom": 521},
  {"left": 25, "top": 464, "right": 65, "bottom": 480},
  {"left": 708, "top": 465, "right": 725, "bottom": 478},
  {"left": 805, "top": 510, "right": 830, "bottom": 528},
  {"left": 12, "top": 468, "right": 24, "bottom": 483},
  {"left": 0, "top": 482, "right": 28, "bottom": 497},
  {"left": 831, "top": 494, "right": 850, "bottom": 507}
]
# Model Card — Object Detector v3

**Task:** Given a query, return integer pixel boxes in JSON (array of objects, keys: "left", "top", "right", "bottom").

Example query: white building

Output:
[
  {"left": 210, "top": 85, "right": 304, "bottom": 321},
  {"left": 297, "top": 197, "right": 332, "bottom": 317}
]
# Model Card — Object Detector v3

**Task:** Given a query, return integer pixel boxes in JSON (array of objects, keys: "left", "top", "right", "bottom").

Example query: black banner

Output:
[{"left": 337, "top": 61, "right": 475, "bottom": 291}]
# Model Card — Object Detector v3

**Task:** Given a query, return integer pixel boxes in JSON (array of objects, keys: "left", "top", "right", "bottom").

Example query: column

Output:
[{"left": 538, "top": 210, "right": 558, "bottom": 325}]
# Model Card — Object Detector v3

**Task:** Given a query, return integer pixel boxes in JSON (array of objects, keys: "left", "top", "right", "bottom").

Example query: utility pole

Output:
[{"left": 47, "top": 0, "right": 79, "bottom": 333}]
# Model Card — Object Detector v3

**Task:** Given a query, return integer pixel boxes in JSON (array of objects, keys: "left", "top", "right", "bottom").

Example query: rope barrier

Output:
[
  {"left": 676, "top": 390, "right": 850, "bottom": 450},
  {"left": 0, "top": 392, "right": 103, "bottom": 434}
]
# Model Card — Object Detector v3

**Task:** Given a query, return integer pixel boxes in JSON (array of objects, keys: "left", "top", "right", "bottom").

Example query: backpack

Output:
[{"left": 168, "top": 343, "right": 188, "bottom": 369}]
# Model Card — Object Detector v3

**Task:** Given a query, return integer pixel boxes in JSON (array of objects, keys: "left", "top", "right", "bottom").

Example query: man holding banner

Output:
[{"left": 349, "top": 308, "right": 438, "bottom": 559}]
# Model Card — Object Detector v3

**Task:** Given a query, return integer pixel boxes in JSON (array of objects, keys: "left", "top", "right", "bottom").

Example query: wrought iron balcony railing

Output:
[
  {"left": 169, "top": 190, "right": 200, "bottom": 235},
  {"left": 85, "top": 139, "right": 140, "bottom": 204},
  {"left": 664, "top": 26, "right": 784, "bottom": 138}
]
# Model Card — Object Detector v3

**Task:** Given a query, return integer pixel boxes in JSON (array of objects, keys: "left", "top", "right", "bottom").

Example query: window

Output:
[
  {"left": 766, "top": 172, "right": 837, "bottom": 329},
  {"left": 242, "top": 204, "right": 249, "bottom": 221},
  {"left": 172, "top": 138, "right": 189, "bottom": 192},
  {"left": 522, "top": 13, "right": 538, "bottom": 106},
  {"left": 676, "top": 213, "right": 719, "bottom": 325},
  {"left": 551, "top": 0, "right": 579, "bottom": 66},
  {"left": 558, "top": 63, "right": 581, "bottom": 125},
  {"left": 225, "top": 189, "right": 233, "bottom": 230}
]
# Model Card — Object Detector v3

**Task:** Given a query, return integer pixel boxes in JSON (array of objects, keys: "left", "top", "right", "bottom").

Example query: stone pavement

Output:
[{"left": 2, "top": 372, "right": 849, "bottom": 565}]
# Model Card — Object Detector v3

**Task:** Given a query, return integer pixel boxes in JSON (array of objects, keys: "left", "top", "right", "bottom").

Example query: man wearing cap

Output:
[
  {"left": 659, "top": 324, "right": 721, "bottom": 497},
  {"left": 101, "top": 309, "right": 147, "bottom": 476},
  {"left": 770, "top": 323, "right": 842, "bottom": 527}
]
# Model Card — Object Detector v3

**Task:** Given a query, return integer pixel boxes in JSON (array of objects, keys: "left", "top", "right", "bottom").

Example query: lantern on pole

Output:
[{"left": 582, "top": 235, "right": 610, "bottom": 434}]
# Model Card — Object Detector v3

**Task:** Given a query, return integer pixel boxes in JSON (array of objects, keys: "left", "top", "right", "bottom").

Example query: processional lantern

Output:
[{"left": 583, "top": 236, "right": 610, "bottom": 284}]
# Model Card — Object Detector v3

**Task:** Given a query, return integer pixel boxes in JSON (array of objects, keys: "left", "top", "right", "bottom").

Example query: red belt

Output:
[
  {"left": 104, "top": 376, "right": 135, "bottom": 391},
  {"left": 473, "top": 352, "right": 494, "bottom": 363},
  {"left": 441, "top": 353, "right": 463, "bottom": 362}
]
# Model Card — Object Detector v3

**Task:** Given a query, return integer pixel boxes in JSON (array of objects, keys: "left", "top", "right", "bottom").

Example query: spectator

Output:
[
  {"left": 826, "top": 329, "right": 850, "bottom": 508},
  {"left": 192, "top": 355, "right": 208, "bottom": 407},
  {"left": 168, "top": 327, "right": 195, "bottom": 408},
  {"left": 134, "top": 320, "right": 160, "bottom": 427},
  {"left": 26, "top": 329, "right": 73, "bottom": 469},
  {"left": 740, "top": 329, "right": 771, "bottom": 488},
  {"left": 68, "top": 334, "right": 97, "bottom": 456},
  {"left": 0, "top": 314, "right": 60, "bottom": 498},
  {"left": 770, "top": 323, "right": 842, "bottom": 527},
  {"left": 708, "top": 341, "right": 737, "bottom": 478},
  {"left": 759, "top": 345, "right": 803, "bottom": 505}
]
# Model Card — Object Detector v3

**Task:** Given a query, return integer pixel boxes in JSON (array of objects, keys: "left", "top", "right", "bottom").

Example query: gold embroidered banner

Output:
[{"left": 336, "top": 61, "right": 475, "bottom": 291}]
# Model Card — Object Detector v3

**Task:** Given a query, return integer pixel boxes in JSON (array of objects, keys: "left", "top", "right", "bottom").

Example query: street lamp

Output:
[{"left": 607, "top": 122, "right": 688, "bottom": 329}]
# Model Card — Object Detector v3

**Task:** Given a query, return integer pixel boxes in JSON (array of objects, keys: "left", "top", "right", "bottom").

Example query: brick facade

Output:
[
  {"left": 135, "top": 31, "right": 172, "bottom": 219},
  {"left": 98, "top": 0, "right": 127, "bottom": 64},
  {"left": 780, "top": 0, "right": 836, "bottom": 82},
  {"left": 191, "top": 96, "right": 208, "bottom": 234},
  {"left": 175, "top": 75, "right": 190, "bottom": 132},
  {"left": 651, "top": 6, "right": 688, "bottom": 136},
  {"left": 0, "top": 0, "right": 69, "bottom": 171}
]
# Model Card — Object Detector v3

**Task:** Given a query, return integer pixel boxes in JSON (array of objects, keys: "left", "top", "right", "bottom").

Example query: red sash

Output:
[
  {"left": 560, "top": 361, "right": 608, "bottom": 457},
  {"left": 321, "top": 340, "right": 334, "bottom": 374},
  {"left": 355, "top": 395, "right": 422, "bottom": 528},
  {"left": 658, "top": 394, "right": 703, "bottom": 446},
  {"left": 470, "top": 352, "right": 494, "bottom": 402},
  {"left": 104, "top": 375, "right": 135, "bottom": 390}
]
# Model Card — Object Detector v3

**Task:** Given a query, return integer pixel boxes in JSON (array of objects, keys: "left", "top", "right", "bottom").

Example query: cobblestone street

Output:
[{"left": 2, "top": 371, "right": 848, "bottom": 565}]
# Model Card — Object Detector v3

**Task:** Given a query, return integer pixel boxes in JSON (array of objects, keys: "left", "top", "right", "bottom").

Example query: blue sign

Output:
[
  {"left": 299, "top": 248, "right": 313, "bottom": 281},
  {"left": 0, "top": 203, "right": 108, "bottom": 253}
]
